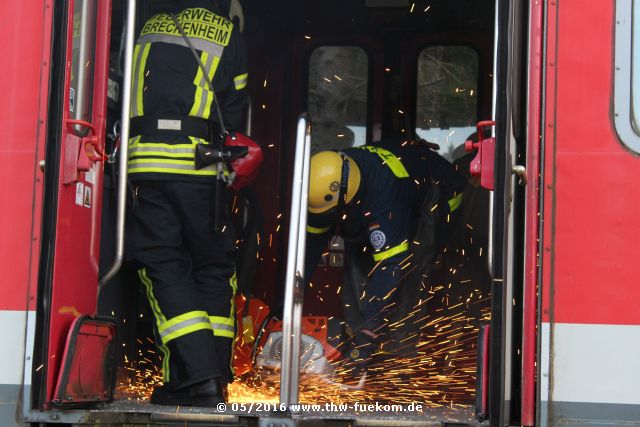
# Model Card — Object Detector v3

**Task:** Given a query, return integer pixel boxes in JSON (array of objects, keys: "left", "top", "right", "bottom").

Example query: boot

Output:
[{"left": 150, "top": 377, "right": 226, "bottom": 407}]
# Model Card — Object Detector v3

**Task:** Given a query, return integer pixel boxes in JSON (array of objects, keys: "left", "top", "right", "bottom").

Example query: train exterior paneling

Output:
[
  {"left": 1, "top": 0, "right": 640, "bottom": 426},
  {"left": 540, "top": 0, "right": 640, "bottom": 425},
  {"left": 0, "top": 1, "right": 53, "bottom": 425}
]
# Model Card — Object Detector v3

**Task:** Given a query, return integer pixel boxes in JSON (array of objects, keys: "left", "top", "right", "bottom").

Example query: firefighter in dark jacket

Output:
[
  {"left": 305, "top": 143, "right": 466, "bottom": 385},
  {"left": 127, "top": 0, "right": 248, "bottom": 406}
]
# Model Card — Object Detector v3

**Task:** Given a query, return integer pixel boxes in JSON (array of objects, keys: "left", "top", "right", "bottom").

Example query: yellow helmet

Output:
[{"left": 308, "top": 151, "right": 361, "bottom": 214}]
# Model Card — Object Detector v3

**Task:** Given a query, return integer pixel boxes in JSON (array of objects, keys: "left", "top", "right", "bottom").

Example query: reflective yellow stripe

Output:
[
  {"left": 209, "top": 315, "right": 235, "bottom": 338},
  {"left": 372, "top": 241, "right": 409, "bottom": 262},
  {"left": 135, "top": 43, "right": 151, "bottom": 116},
  {"left": 138, "top": 268, "right": 170, "bottom": 381},
  {"left": 129, "top": 138, "right": 197, "bottom": 158},
  {"left": 127, "top": 167, "right": 217, "bottom": 175},
  {"left": 159, "top": 310, "right": 209, "bottom": 333},
  {"left": 138, "top": 268, "right": 166, "bottom": 326},
  {"left": 129, "top": 140, "right": 198, "bottom": 150},
  {"left": 228, "top": 272, "right": 237, "bottom": 374},
  {"left": 159, "top": 310, "right": 213, "bottom": 344},
  {"left": 202, "top": 56, "right": 220, "bottom": 119},
  {"left": 209, "top": 316, "right": 234, "bottom": 326},
  {"left": 130, "top": 45, "right": 141, "bottom": 117},
  {"left": 189, "top": 52, "right": 206, "bottom": 117},
  {"left": 158, "top": 343, "right": 170, "bottom": 382},
  {"left": 212, "top": 329, "right": 234, "bottom": 338},
  {"left": 359, "top": 146, "right": 409, "bottom": 178},
  {"left": 448, "top": 193, "right": 464, "bottom": 213},
  {"left": 229, "top": 272, "right": 238, "bottom": 294},
  {"left": 233, "top": 73, "right": 248, "bottom": 90},
  {"left": 189, "top": 52, "right": 221, "bottom": 119},
  {"left": 129, "top": 150, "right": 195, "bottom": 159},
  {"left": 162, "top": 321, "right": 213, "bottom": 344},
  {"left": 307, "top": 224, "right": 331, "bottom": 234},
  {"left": 128, "top": 158, "right": 227, "bottom": 176}
]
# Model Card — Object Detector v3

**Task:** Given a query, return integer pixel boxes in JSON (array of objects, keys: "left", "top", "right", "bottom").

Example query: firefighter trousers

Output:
[{"left": 128, "top": 180, "right": 237, "bottom": 389}]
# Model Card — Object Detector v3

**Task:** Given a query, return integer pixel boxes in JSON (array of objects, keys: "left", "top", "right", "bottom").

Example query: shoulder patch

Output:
[{"left": 370, "top": 230, "right": 386, "bottom": 250}]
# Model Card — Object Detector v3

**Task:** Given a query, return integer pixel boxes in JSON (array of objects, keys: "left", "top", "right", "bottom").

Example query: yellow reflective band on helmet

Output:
[
  {"left": 359, "top": 146, "right": 409, "bottom": 178},
  {"left": 209, "top": 315, "right": 235, "bottom": 338},
  {"left": 307, "top": 224, "right": 331, "bottom": 234},
  {"left": 372, "top": 241, "right": 409, "bottom": 262},
  {"left": 159, "top": 310, "right": 213, "bottom": 344},
  {"left": 234, "top": 73, "right": 248, "bottom": 90},
  {"left": 448, "top": 193, "right": 463, "bottom": 213}
]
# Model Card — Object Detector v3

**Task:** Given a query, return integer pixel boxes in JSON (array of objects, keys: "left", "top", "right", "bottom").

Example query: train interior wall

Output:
[{"left": 97, "top": 0, "right": 498, "bottom": 411}]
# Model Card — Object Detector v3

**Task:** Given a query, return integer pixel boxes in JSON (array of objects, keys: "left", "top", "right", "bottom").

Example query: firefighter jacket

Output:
[
  {"left": 128, "top": 0, "right": 248, "bottom": 182},
  {"left": 305, "top": 144, "right": 467, "bottom": 320}
]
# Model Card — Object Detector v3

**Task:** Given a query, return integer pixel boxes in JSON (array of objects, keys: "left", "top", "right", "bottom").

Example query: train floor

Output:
[{"left": 95, "top": 398, "right": 480, "bottom": 426}]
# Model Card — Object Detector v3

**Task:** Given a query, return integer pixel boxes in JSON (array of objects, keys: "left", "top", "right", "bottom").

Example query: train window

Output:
[
  {"left": 70, "top": 0, "right": 97, "bottom": 124},
  {"left": 634, "top": 0, "right": 640, "bottom": 134},
  {"left": 415, "top": 46, "right": 478, "bottom": 160},
  {"left": 308, "top": 46, "right": 369, "bottom": 153},
  {"left": 614, "top": 0, "right": 640, "bottom": 153}
]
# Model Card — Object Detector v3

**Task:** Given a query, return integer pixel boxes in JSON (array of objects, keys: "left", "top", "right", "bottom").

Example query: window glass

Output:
[
  {"left": 308, "top": 47, "right": 368, "bottom": 153},
  {"left": 632, "top": 0, "right": 640, "bottom": 134},
  {"left": 614, "top": 0, "right": 640, "bottom": 152},
  {"left": 415, "top": 46, "right": 478, "bottom": 160},
  {"left": 70, "top": 0, "right": 97, "bottom": 123}
]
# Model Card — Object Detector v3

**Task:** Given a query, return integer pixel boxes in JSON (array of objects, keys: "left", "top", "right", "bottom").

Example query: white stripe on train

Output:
[
  {"left": 0, "top": 310, "right": 34, "bottom": 386},
  {"left": 542, "top": 322, "right": 640, "bottom": 405}
]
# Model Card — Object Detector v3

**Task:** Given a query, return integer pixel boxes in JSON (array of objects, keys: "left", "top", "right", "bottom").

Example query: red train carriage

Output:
[{"left": 0, "top": 0, "right": 638, "bottom": 426}]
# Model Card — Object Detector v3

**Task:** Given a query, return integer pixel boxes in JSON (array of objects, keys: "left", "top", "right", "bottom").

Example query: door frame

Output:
[{"left": 32, "top": 0, "right": 111, "bottom": 408}]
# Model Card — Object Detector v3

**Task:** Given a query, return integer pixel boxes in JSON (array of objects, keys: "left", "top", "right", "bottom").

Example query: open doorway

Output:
[{"left": 92, "top": 0, "right": 531, "bottom": 425}]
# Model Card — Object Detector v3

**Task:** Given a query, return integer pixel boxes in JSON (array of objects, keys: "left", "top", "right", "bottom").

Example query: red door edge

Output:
[
  {"left": 44, "top": 0, "right": 112, "bottom": 404},
  {"left": 521, "top": 0, "right": 545, "bottom": 424}
]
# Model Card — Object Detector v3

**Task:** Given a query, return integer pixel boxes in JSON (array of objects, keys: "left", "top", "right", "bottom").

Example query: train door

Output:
[
  {"left": 483, "top": 0, "right": 544, "bottom": 425},
  {"left": 279, "top": 1, "right": 543, "bottom": 425},
  {"left": 32, "top": 0, "right": 113, "bottom": 408},
  {"left": 269, "top": 0, "right": 520, "bottom": 423}
]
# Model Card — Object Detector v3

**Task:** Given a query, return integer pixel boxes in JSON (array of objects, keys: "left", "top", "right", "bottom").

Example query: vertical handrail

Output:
[
  {"left": 242, "top": 99, "right": 253, "bottom": 228},
  {"left": 280, "top": 114, "right": 311, "bottom": 405},
  {"left": 72, "top": 0, "right": 96, "bottom": 135},
  {"left": 245, "top": 96, "right": 253, "bottom": 137},
  {"left": 99, "top": 0, "right": 136, "bottom": 287},
  {"left": 488, "top": 0, "right": 503, "bottom": 278}
]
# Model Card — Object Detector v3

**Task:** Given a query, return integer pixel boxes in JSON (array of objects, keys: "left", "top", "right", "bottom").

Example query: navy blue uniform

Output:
[
  {"left": 127, "top": 0, "right": 247, "bottom": 390},
  {"left": 306, "top": 144, "right": 466, "bottom": 335}
]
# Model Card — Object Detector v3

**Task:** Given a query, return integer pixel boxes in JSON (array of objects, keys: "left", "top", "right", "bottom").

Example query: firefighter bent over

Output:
[
  {"left": 127, "top": 0, "right": 249, "bottom": 406},
  {"left": 305, "top": 144, "right": 466, "bottom": 386}
]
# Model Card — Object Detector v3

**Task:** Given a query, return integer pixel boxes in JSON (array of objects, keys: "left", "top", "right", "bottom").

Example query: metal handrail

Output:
[
  {"left": 72, "top": 0, "right": 96, "bottom": 136},
  {"left": 279, "top": 114, "right": 311, "bottom": 405},
  {"left": 245, "top": 96, "right": 253, "bottom": 137},
  {"left": 99, "top": 0, "right": 136, "bottom": 287}
]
